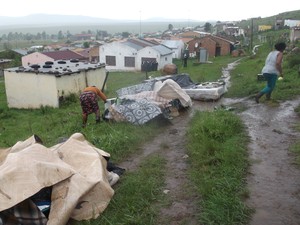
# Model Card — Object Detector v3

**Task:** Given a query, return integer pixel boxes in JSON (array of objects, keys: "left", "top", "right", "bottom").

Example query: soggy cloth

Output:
[
  {"left": 0, "top": 133, "right": 114, "bottom": 225},
  {"left": 105, "top": 78, "right": 192, "bottom": 124}
]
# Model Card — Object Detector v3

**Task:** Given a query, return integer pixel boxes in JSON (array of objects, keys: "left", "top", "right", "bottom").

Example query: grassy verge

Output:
[{"left": 187, "top": 109, "right": 252, "bottom": 225}]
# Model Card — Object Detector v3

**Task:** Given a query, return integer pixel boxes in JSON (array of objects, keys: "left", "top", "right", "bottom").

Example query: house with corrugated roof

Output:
[
  {"left": 99, "top": 41, "right": 139, "bottom": 72},
  {"left": 161, "top": 40, "right": 185, "bottom": 59},
  {"left": 137, "top": 45, "right": 173, "bottom": 71},
  {"left": 187, "top": 35, "right": 234, "bottom": 58},
  {"left": 21, "top": 49, "right": 88, "bottom": 67},
  {"left": 99, "top": 39, "right": 173, "bottom": 72}
]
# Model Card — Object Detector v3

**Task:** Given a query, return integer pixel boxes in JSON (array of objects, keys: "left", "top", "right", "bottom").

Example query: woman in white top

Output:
[{"left": 255, "top": 42, "right": 286, "bottom": 103}]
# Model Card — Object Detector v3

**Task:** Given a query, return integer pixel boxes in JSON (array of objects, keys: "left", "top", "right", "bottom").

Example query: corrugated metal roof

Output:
[
  {"left": 43, "top": 49, "right": 87, "bottom": 60},
  {"left": 122, "top": 41, "right": 144, "bottom": 50},
  {"left": 6, "top": 60, "right": 105, "bottom": 76},
  {"left": 151, "top": 45, "right": 173, "bottom": 56},
  {"left": 12, "top": 49, "right": 28, "bottom": 56},
  {"left": 161, "top": 40, "right": 182, "bottom": 49},
  {"left": 126, "top": 38, "right": 155, "bottom": 47}
]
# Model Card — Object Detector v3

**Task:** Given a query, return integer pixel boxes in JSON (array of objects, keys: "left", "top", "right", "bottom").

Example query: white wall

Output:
[
  {"left": 137, "top": 47, "right": 173, "bottom": 70},
  {"left": 161, "top": 40, "right": 185, "bottom": 59},
  {"left": 4, "top": 67, "right": 107, "bottom": 109},
  {"left": 100, "top": 42, "right": 137, "bottom": 71},
  {"left": 5, "top": 72, "right": 58, "bottom": 108}
]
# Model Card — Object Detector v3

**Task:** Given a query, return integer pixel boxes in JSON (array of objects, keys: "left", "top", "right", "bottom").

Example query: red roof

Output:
[{"left": 43, "top": 49, "right": 87, "bottom": 60}]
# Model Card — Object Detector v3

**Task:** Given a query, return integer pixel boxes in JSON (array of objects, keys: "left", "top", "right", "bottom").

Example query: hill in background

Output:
[{"left": 0, "top": 10, "right": 299, "bottom": 35}]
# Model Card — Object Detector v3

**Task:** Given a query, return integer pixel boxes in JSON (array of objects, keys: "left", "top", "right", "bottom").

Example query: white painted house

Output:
[
  {"left": 161, "top": 40, "right": 185, "bottom": 59},
  {"left": 100, "top": 39, "right": 173, "bottom": 72},
  {"left": 99, "top": 41, "right": 138, "bottom": 72},
  {"left": 4, "top": 60, "right": 107, "bottom": 109},
  {"left": 137, "top": 45, "right": 173, "bottom": 71}
]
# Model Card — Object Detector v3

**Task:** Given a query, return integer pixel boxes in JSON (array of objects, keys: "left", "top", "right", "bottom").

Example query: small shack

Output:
[{"left": 4, "top": 60, "right": 107, "bottom": 109}]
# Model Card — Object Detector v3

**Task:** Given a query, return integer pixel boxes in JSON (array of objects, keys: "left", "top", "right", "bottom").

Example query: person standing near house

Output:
[
  {"left": 183, "top": 52, "right": 188, "bottom": 67},
  {"left": 80, "top": 86, "right": 107, "bottom": 127},
  {"left": 255, "top": 42, "right": 286, "bottom": 103}
]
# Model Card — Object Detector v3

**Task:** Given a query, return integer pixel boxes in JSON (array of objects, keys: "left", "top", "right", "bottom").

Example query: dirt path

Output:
[
  {"left": 240, "top": 97, "right": 300, "bottom": 225},
  {"left": 119, "top": 100, "right": 226, "bottom": 224},
  {"left": 119, "top": 107, "right": 200, "bottom": 225}
]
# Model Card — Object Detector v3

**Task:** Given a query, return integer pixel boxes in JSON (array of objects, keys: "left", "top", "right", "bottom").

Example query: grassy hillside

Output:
[{"left": 238, "top": 9, "right": 300, "bottom": 28}]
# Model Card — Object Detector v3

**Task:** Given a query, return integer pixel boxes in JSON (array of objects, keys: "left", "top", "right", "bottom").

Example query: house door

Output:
[
  {"left": 141, "top": 57, "right": 157, "bottom": 72},
  {"left": 215, "top": 46, "right": 221, "bottom": 57}
]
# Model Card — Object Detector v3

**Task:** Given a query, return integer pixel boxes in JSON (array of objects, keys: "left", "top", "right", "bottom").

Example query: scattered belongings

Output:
[
  {"left": 103, "top": 73, "right": 227, "bottom": 124},
  {"left": 103, "top": 78, "right": 192, "bottom": 124},
  {"left": 183, "top": 81, "right": 227, "bottom": 101},
  {"left": 0, "top": 133, "right": 123, "bottom": 225},
  {"left": 257, "top": 73, "right": 266, "bottom": 81},
  {"left": 145, "top": 73, "right": 227, "bottom": 101},
  {"left": 161, "top": 63, "right": 178, "bottom": 75}
]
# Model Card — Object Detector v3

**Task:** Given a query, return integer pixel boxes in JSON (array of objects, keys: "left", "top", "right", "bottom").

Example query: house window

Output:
[
  {"left": 106, "top": 56, "right": 116, "bottom": 66},
  {"left": 124, "top": 57, "right": 135, "bottom": 67},
  {"left": 165, "top": 57, "right": 167, "bottom": 61}
]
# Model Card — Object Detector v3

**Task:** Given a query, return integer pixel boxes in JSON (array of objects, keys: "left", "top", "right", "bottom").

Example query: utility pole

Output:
[
  {"left": 250, "top": 18, "right": 254, "bottom": 53},
  {"left": 139, "top": 10, "right": 142, "bottom": 38}
]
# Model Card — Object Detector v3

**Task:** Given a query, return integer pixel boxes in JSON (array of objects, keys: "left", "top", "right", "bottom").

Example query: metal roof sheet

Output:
[
  {"left": 151, "top": 45, "right": 173, "bottom": 56},
  {"left": 6, "top": 60, "right": 105, "bottom": 76}
]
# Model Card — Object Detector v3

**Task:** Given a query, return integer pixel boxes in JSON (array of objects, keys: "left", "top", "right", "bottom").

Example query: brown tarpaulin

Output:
[{"left": 0, "top": 133, "right": 114, "bottom": 225}]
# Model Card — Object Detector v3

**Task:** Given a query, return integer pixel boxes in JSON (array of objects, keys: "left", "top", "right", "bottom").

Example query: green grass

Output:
[
  {"left": 226, "top": 43, "right": 300, "bottom": 100},
  {"left": 187, "top": 110, "right": 252, "bottom": 225}
]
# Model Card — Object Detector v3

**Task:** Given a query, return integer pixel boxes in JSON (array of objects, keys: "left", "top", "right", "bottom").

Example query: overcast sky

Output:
[{"left": 2, "top": 0, "right": 300, "bottom": 21}]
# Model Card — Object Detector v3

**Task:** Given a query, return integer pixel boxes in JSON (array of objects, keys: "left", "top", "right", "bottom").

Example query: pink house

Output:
[{"left": 22, "top": 49, "right": 87, "bottom": 67}]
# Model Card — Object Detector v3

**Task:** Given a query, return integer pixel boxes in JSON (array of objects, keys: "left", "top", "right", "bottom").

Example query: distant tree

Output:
[
  {"left": 96, "top": 30, "right": 109, "bottom": 40},
  {"left": 36, "top": 32, "right": 42, "bottom": 40},
  {"left": 66, "top": 30, "right": 72, "bottom": 39},
  {"left": 25, "top": 33, "right": 33, "bottom": 42},
  {"left": 121, "top": 32, "right": 130, "bottom": 38},
  {"left": 83, "top": 42, "right": 90, "bottom": 48},
  {"left": 168, "top": 24, "right": 173, "bottom": 31},
  {"left": 204, "top": 22, "right": 212, "bottom": 32},
  {"left": 42, "top": 31, "right": 47, "bottom": 40},
  {"left": 2, "top": 34, "right": 7, "bottom": 41},
  {"left": 7, "top": 32, "right": 13, "bottom": 41},
  {"left": 3, "top": 42, "right": 12, "bottom": 50},
  {"left": 57, "top": 30, "right": 64, "bottom": 40}
]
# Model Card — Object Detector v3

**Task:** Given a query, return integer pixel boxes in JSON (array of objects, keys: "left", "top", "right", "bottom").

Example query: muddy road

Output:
[
  {"left": 118, "top": 59, "right": 300, "bottom": 224},
  {"left": 119, "top": 96, "right": 300, "bottom": 224}
]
